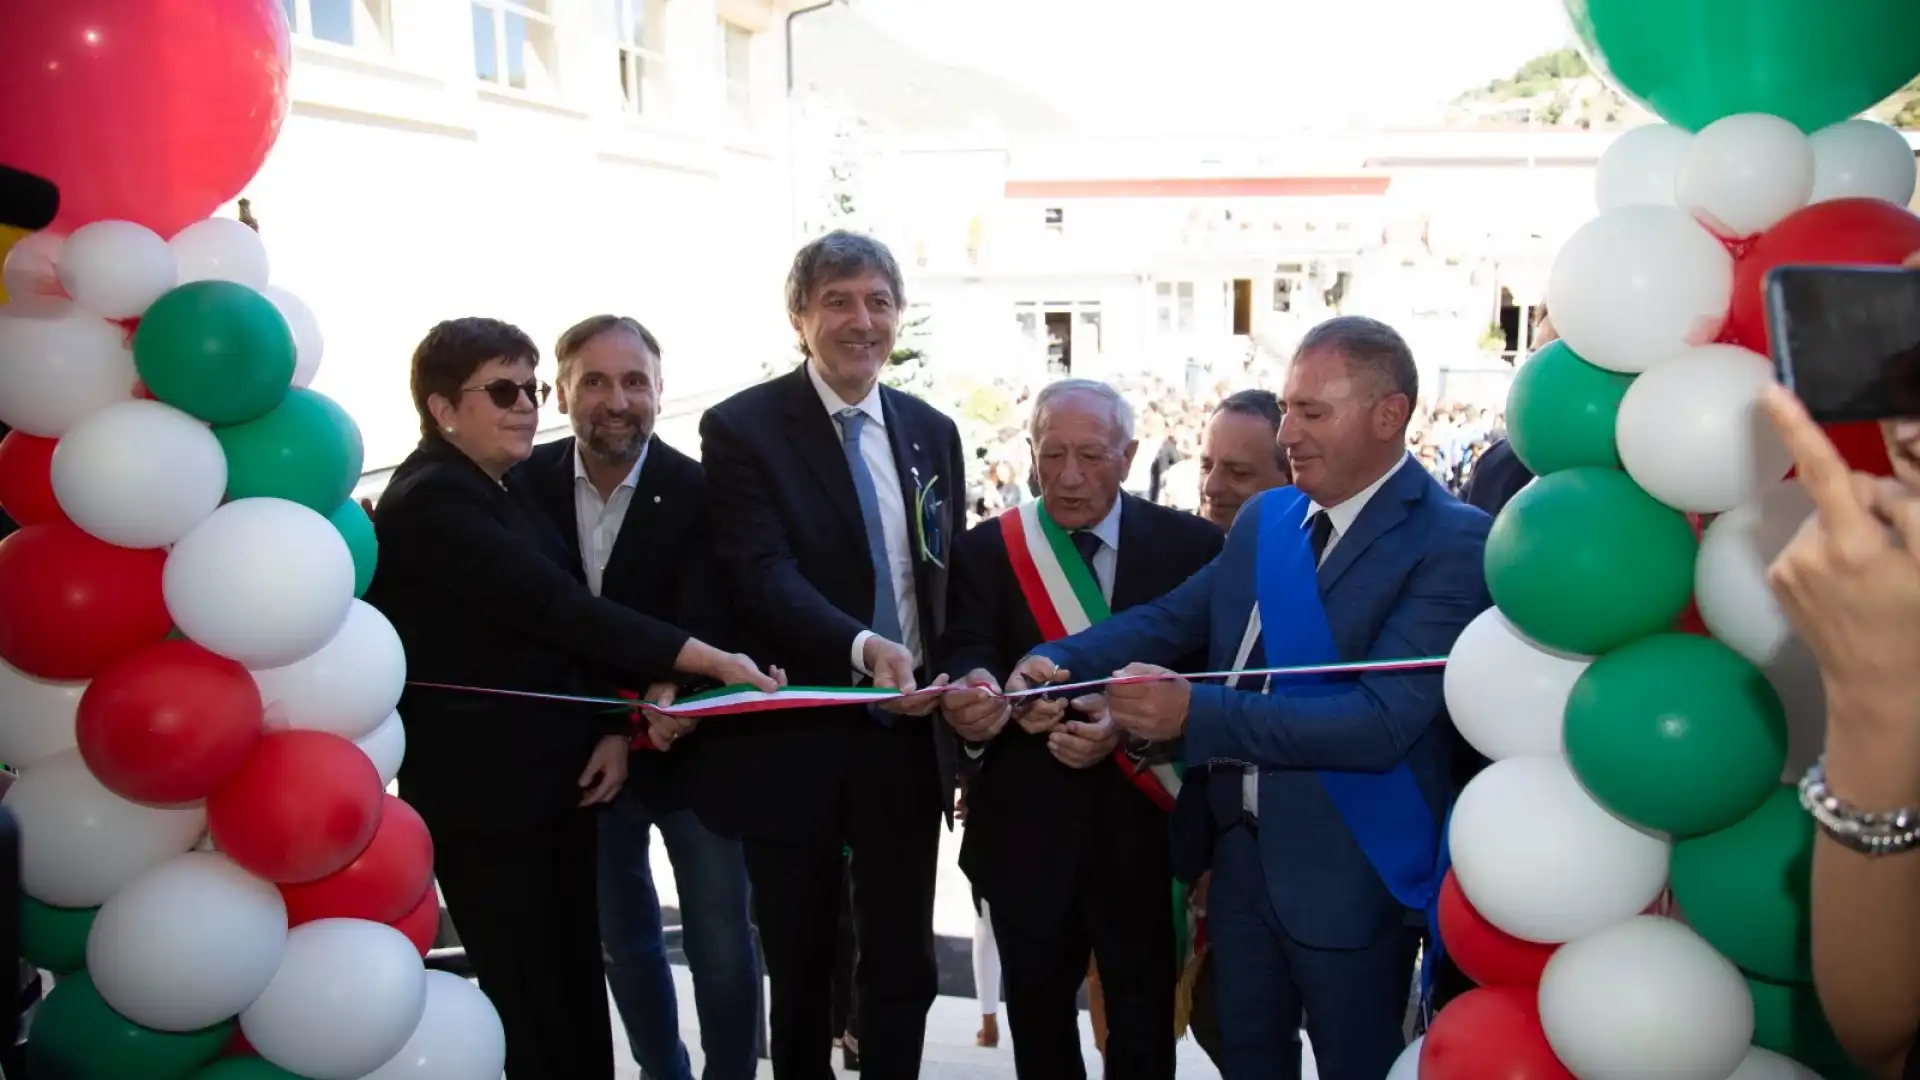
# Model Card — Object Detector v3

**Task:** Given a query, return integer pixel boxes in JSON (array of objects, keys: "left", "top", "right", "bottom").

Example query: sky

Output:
[{"left": 852, "top": 0, "right": 1576, "bottom": 133}]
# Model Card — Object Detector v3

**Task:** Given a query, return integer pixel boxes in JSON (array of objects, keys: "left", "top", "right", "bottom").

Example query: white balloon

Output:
[
  {"left": 1676, "top": 113, "right": 1815, "bottom": 239},
  {"left": 1810, "top": 118, "right": 1918, "bottom": 206},
  {"left": 168, "top": 217, "right": 270, "bottom": 289},
  {"left": 262, "top": 286, "right": 325, "bottom": 389},
  {"left": 1539, "top": 915, "right": 1753, "bottom": 1080},
  {"left": 241, "top": 919, "right": 427, "bottom": 1080},
  {"left": 1544, "top": 205, "right": 1733, "bottom": 374},
  {"left": 0, "top": 297, "right": 138, "bottom": 437},
  {"left": 1728, "top": 1046, "right": 1826, "bottom": 1080},
  {"left": 56, "top": 221, "right": 177, "bottom": 320},
  {"left": 0, "top": 657, "right": 84, "bottom": 769},
  {"left": 252, "top": 600, "right": 405, "bottom": 742},
  {"left": 1384, "top": 1035, "right": 1424, "bottom": 1080},
  {"left": 1444, "top": 609, "right": 1591, "bottom": 761},
  {"left": 88, "top": 851, "right": 287, "bottom": 1031},
  {"left": 165, "top": 498, "right": 356, "bottom": 668},
  {"left": 1, "top": 231, "right": 65, "bottom": 301},
  {"left": 355, "top": 710, "right": 406, "bottom": 788},
  {"left": 1697, "top": 480, "right": 1815, "bottom": 665},
  {"left": 3, "top": 748, "right": 205, "bottom": 907},
  {"left": 51, "top": 399, "right": 227, "bottom": 549},
  {"left": 1597, "top": 124, "right": 1692, "bottom": 211},
  {"left": 1616, "top": 344, "right": 1794, "bottom": 513},
  {"left": 359, "top": 969, "right": 507, "bottom": 1080},
  {"left": 1450, "top": 756, "right": 1669, "bottom": 944}
]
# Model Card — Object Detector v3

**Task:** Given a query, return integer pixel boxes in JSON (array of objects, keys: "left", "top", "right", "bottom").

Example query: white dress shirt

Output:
[
  {"left": 807, "top": 362, "right": 924, "bottom": 675},
  {"left": 1238, "top": 455, "right": 1408, "bottom": 817},
  {"left": 574, "top": 440, "right": 649, "bottom": 597}
]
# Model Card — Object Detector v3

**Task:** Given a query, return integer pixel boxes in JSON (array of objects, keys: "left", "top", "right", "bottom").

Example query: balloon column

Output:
[
  {"left": 1429, "top": 5, "right": 1920, "bottom": 1080},
  {"left": 0, "top": 3, "right": 503, "bottom": 1079}
]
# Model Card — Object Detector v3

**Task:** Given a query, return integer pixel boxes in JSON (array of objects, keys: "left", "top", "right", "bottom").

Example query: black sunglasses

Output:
[{"left": 463, "top": 378, "right": 550, "bottom": 410}]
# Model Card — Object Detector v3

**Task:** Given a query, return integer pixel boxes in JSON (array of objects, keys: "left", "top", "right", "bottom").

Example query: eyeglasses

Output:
[{"left": 463, "top": 378, "right": 550, "bottom": 410}]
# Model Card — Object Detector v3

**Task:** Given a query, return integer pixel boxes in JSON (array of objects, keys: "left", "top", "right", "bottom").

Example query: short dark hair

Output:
[
  {"left": 786, "top": 230, "right": 905, "bottom": 322},
  {"left": 554, "top": 315, "right": 662, "bottom": 383},
  {"left": 1212, "top": 389, "right": 1288, "bottom": 471},
  {"left": 410, "top": 317, "right": 538, "bottom": 440},
  {"left": 1294, "top": 315, "right": 1419, "bottom": 403}
]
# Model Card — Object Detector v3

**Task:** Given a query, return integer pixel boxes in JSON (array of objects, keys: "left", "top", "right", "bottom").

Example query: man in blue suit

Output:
[{"left": 1007, "top": 316, "right": 1492, "bottom": 1080}]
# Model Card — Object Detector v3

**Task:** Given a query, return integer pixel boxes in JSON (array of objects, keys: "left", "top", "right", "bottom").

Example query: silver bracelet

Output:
[{"left": 1799, "top": 755, "right": 1920, "bottom": 857}]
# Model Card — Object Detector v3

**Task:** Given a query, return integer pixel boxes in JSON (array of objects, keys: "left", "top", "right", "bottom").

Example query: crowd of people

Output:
[{"left": 338, "top": 227, "right": 1917, "bottom": 1080}]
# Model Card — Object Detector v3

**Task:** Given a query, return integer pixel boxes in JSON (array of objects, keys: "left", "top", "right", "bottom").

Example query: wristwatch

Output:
[{"left": 1799, "top": 755, "right": 1920, "bottom": 857}]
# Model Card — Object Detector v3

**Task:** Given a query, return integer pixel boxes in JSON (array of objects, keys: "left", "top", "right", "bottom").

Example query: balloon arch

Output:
[{"left": 0, "top": 2, "right": 505, "bottom": 1079}]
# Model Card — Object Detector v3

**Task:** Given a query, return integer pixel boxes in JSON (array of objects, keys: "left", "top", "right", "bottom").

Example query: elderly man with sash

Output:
[
  {"left": 939, "top": 378, "right": 1222, "bottom": 1080},
  {"left": 1008, "top": 318, "right": 1492, "bottom": 1080}
]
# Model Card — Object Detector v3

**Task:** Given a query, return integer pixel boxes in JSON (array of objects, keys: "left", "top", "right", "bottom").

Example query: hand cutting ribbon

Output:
[{"left": 406, "top": 655, "right": 1448, "bottom": 719}]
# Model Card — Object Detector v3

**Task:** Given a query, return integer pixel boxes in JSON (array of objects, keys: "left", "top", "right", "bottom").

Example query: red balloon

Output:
[
  {"left": 0, "top": 433, "right": 64, "bottom": 528},
  {"left": 207, "top": 730, "right": 384, "bottom": 883},
  {"left": 0, "top": 0, "right": 291, "bottom": 238},
  {"left": 1438, "top": 871, "right": 1559, "bottom": 989},
  {"left": 280, "top": 795, "right": 433, "bottom": 927},
  {"left": 1728, "top": 198, "right": 1920, "bottom": 356},
  {"left": 391, "top": 883, "right": 442, "bottom": 958},
  {"left": 76, "top": 640, "right": 263, "bottom": 805},
  {"left": 224, "top": 1027, "right": 257, "bottom": 1058},
  {"left": 1422, "top": 986, "right": 1575, "bottom": 1080},
  {"left": 0, "top": 521, "right": 171, "bottom": 680}
]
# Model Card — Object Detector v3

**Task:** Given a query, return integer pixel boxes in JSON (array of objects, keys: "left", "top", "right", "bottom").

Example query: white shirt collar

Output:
[
  {"left": 573, "top": 438, "right": 648, "bottom": 492},
  {"left": 1308, "top": 453, "right": 1409, "bottom": 538},
  {"left": 1084, "top": 494, "right": 1124, "bottom": 551},
  {"left": 806, "top": 360, "right": 885, "bottom": 428}
]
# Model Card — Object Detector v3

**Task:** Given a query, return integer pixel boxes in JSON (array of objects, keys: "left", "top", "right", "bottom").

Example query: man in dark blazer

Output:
[
  {"left": 511, "top": 315, "right": 761, "bottom": 1080},
  {"left": 697, "top": 231, "right": 967, "bottom": 1080},
  {"left": 1009, "top": 317, "right": 1492, "bottom": 1080},
  {"left": 939, "top": 379, "right": 1222, "bottom": 1080}
]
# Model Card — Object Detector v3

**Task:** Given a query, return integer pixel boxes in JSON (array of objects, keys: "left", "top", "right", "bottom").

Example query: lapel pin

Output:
[
  {"left": 913, "top": 442, "right": 921, "bottom": 452},
  {"left": 653, "top": 496, "right": 661, "bottom": 504}
]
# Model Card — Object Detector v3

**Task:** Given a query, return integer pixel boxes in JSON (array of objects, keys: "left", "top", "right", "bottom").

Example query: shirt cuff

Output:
[{"left": 851, "top": 630, "right": 875, "bottom": 677}]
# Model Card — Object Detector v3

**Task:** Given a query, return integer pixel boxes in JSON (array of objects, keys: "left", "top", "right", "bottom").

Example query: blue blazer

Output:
[{"left": 1033, "top": 456, "right": 1492, "bottom": 949}]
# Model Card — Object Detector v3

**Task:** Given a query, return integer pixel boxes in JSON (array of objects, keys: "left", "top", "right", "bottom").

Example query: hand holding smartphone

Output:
[{"left": 1766, "top": 264, "right": 1920, "bottom": 424}]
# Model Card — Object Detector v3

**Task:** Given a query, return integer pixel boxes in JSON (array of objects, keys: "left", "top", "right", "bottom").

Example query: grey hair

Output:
[
  {"left": 1030, "top": 378, "right": 1135, "bottom": 446},
  {"left": 785, "top": 230, "right": 906, "bottom": 319},
  {"left": 1294, "top": 315, "right": 1419, "bottom": 403}
]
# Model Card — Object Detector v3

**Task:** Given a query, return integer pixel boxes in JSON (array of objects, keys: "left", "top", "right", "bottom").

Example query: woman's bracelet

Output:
[{"left": 1800, "top": 755, "right": 1920, "bottom": 857}]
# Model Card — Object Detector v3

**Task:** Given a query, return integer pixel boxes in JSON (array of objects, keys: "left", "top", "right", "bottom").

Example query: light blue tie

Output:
[{"left": 837, "top": 409, "right": 905, "bottom": 649}]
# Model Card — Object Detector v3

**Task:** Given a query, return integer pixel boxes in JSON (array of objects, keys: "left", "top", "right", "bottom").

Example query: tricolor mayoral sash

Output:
[
  {"left": 1257, "top": 487, "right": 1448, "bottom": 998},
  {"left": 999, "top": 500, "right": 1180, "bottom": 810}
]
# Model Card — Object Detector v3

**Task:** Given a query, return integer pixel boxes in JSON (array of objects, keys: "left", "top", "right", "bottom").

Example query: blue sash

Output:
[{"left": 1254, "top": 487, "right": 1450, "bottom": 1012}]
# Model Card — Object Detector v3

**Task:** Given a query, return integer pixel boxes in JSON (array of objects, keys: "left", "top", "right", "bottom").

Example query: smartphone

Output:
[{"left": 1766, "top": 264, "right": 1920, "bottom": 424}]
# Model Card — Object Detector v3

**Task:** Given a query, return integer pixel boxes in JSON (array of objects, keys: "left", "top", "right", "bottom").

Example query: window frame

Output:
[
  {"left": 472, "top": 0, "right": 564, "bottom": 97},
  {"left": 284, "top": 0, "right": 394, "bottom": 53},
  {"left": 605, "top": 0, "right": 672, "bottom": 118}
]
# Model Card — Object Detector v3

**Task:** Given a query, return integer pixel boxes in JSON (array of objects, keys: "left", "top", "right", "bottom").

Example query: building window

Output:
[
  {"left": 719, "top": 20, "right": 753, "bottom": 122},
  {"left": 472, "top": 1, "right": 560, "bottom": 95},
  {"left": 283, "top": 0, "right": 391, "bottom": 51},
  {"left": 605, "top": 0, "right": 671, "bottom": 117},
  {"left": 1155, "top": 281, "right": 1195, "bottom": 334}
]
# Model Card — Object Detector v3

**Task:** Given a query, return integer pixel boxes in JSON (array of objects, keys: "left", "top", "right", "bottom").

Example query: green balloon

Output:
[
  {"left": 215, "top": 389, "right": 365, "bottom": 513},
  {"left": 1749, "top": 976, "right": 1874, "bottom": 1080},
  {"left": 1566, "top": 634, "right": 1787, "bottom": 837},
  {"left": 188, "top": 1061, "right": 309, "bottom": 1080},
  {"left": 133, "top": 281, "right": 295, "bottom": 426},
  {"left": 1485, "top": 467, "right": 1697, "bottom": 655},
  {"left": 1670, "top": 785, "right": 1811, "bottom": 981},
  {"left": 27, "top": 973, "right": 233, "bottom": 1080},
  {"left": 327, "top": 498, "right": 377, "bottom": 598},
  {"left": 21, "top": 896, "right": 96, "bottom": 975},
  {"left": 1506, "top": 340, "right": 1633, "bottom": 476},
  {"left": 1566, "top": 0, "right": 1920, "bottom": 132}
]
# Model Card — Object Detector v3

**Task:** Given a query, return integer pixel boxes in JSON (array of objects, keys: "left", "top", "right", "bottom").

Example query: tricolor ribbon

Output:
[{"left": 405, "top": 655, "right": 1447, "bottom": 717}]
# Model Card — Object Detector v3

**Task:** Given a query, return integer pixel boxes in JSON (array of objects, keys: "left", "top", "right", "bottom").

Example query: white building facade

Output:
[{"left": 253, "top": 0, "right": 808, "bottom": 471}]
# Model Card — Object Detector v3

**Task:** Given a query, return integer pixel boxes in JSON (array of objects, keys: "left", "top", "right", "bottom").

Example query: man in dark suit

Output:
[
  {"left": 697, "top": 230, "right": 967, "bottom": 1080},
  {"left": 940, "top": 379, "right": 1221, "bottom": 1080},
  {"left": 1009, "top": 317, "right": 1492, "bottom": 1080},
  {"left": 512, "top": 315, "right": 761, "bottom": 1080}
]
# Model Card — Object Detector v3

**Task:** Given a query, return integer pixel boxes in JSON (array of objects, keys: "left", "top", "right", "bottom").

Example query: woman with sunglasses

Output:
[{"left": 363, "top": 317, "right": 777, "bottom": 1080}]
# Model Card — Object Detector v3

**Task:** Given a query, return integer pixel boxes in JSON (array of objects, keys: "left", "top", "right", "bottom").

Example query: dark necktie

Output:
[
  {"left": 1070, "top": 529, "right": 1102, "bottom": 577},
  {"left": 1308, "top": 509, "right": 1334, "bottom": 563},
  {"left": 836, "top": 409, "right": 904, "bottom": 648}
]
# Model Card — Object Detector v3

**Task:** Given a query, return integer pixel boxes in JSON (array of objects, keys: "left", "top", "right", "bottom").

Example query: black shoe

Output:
[{"left": 842, "top": 1041, "right": 862, "bottom": 1071}]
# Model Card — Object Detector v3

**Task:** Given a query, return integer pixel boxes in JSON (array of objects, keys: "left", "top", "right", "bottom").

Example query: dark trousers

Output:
[
  {"left": 433, "top": 808, "right": 613, "bottom": 1080},
  {"left": 989, "top": 845, "right": 1175, "bottom": 1079},
  {"left": 744, "top": 723, "right": 941, "bottom": 1080},
  {"left": 1208, "top": 825, "right": 1418, "bottom": 1080},
  {"left": 830, "top": 854, "right": 859, "bottom": 1041}
]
